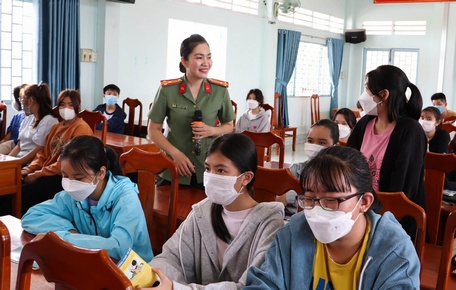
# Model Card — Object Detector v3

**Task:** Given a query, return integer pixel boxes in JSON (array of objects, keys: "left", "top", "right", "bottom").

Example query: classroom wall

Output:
[{"left": 78, "top": 0, "right": 456, "bottom": 143}]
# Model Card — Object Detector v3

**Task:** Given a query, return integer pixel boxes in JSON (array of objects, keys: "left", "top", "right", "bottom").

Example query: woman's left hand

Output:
[{"left": 191, "top": 122, "right": 213, "bottom": 139}]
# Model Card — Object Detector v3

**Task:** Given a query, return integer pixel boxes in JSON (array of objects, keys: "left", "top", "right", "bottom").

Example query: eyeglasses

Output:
[{"left": 296, "top": 192, "right": 364, "bottom": 211}]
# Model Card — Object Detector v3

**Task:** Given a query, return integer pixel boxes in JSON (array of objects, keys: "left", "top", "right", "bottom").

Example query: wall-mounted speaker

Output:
[
  {"left": 345, "top": 29, "right": 366, "bottom": 44},
  {"left": 106, "top": 0, "right": 135, "bottom": 3}
]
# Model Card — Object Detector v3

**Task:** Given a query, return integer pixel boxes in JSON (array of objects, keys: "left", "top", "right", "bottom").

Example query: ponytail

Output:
[
  {"left": 405, "top": 83, "right": 423, "bottom": 121},
  {"left": 105, "top": 146, "right": 122, "bottom": 175}
]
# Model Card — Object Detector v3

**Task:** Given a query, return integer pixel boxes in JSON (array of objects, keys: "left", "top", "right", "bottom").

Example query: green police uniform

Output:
[{"left": 148, "top": 75, "right": 235, "bottom": 185}]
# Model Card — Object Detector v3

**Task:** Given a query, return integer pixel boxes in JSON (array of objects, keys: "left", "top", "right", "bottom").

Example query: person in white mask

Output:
[
  {"left": 93, "top": 84, "right": 126, "bottom": 134},
  {"left": 347, "top": 65, "right": 426, "bottom": 238},
  {"left": 332, "top": 108, "right": 357, "bottom": 144},
  {"left": 419, "top": 106, "right": 450, "bottom": 153},
  {"left": 245, "top": 146, "right": 420, "bottom": 289},
  {"left": 0, "top": 84, "right": 28, "bottom": 154},
  {"left": 235, "top": 88, "right": 271, "bottom": 133},
  {"left": 278, "top": 119, "right": 339, "bottom": 216},
  {"left": 146, "top": 133, "right": 284, "bottom": 289},
  {"left": 10, "top": 89, "right": 93, "bottom": 216},
  {"left": 21, "top": 135, "right": 153, "bottom": 262}
]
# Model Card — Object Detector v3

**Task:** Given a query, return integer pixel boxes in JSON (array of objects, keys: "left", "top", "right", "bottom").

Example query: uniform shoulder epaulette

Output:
[
  {"left": 208, "top": 78, "right": 229, "bottom": 88},
  {"left": 160, "top": 78, "right": 183, "bottom": 87}
]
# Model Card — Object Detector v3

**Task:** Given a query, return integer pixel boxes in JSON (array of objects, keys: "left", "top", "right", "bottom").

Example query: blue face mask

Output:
[
  {"left": 105, "top": 95, "right": 118, "bottom": 106},
  {"left": 434, "top": 105, "right": 444, "bottom": 114}
]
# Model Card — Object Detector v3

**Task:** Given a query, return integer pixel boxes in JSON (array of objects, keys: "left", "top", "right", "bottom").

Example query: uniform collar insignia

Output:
[
  {"left": 204, "top": 82, "right": 211, "bottom": 93},
  {"left": 178, "top": 83, "right": 187, "bottom": 94}
]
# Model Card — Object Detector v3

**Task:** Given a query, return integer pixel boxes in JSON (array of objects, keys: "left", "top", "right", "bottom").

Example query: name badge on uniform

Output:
[{"left": 171, "top": 103, "right": 187, "bottom": 110}]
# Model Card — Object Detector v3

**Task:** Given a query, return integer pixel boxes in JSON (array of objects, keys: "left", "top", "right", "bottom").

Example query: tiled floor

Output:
[{"left": 270, "top": 142, "right": 306, "bottom": 165}]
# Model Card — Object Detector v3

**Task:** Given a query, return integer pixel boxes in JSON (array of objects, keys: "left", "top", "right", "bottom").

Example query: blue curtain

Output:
[
  {"left": 38, "top": 0, "right": 80, "bottom": 104},
  {"left": 275, "top": 29, "right": 301, "bottom": 127},
  {"left": 327, "top": 38, "right": 344, "bottom": 118}
]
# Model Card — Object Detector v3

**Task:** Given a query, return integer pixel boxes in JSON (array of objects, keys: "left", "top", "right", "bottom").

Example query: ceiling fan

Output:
[{"left": 264, "top": 0, "right": 302, "bottom": 24}]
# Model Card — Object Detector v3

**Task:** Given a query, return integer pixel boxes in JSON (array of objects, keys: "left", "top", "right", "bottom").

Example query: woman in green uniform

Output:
[{"left": 148, "top": 34, "right": 235, "bottom": 187}]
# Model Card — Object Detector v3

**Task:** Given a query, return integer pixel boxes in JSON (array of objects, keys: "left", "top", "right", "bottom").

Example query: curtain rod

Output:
[{"left": 301, "top": 33, "right": 327, "bottom": 41}]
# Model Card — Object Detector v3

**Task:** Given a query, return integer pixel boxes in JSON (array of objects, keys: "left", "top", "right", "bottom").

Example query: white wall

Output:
[{"left": 78, "top": 0, "right": 456, "bottom": 143}]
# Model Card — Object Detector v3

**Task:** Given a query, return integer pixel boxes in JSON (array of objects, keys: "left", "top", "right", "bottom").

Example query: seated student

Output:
[
  {"left": 332, "top": 108, "right": 357, "bottom": 144},
  {"left": 278, "top": 119, "right": 339, "bottom": 215},
  {"left": 9, "top": 82, "right": 58, "bottom": 165},
  {"left": 16, "top": 89, "right": 93, "bottom": 215},
  {"left": 431, "top": 92, "right": 456, "bottom": 122},
  {"left": 94, "top": 84, "right": 126, "bottom": 134},
  {"left": 245, "top": 146, "right": 420, "bottom": 289},
  {"left": 235, "top": 89, "right": 271, "bottom": 133},
  {"left": 21, "top": 135, "right": 153, "bottom": 262},
  {"left": 0, "top": 84, "right": 28, "bottom": 154},
  {"left": 144, "top": 133, "right": 284, "bottom": 289},
  {"left": 419, "top": 106, "right": 450, "bottom": 153}
]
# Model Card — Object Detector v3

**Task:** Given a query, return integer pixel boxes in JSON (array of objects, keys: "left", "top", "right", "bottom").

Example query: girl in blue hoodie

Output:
[
  {"left": 21, "top": 135, "right": 153, "bottom": 262},
  {"left": 245, "top": 146, "right": 420, "bottom": 289}
]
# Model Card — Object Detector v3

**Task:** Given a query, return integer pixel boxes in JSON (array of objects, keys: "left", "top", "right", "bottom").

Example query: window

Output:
[
  {"left": 1, "top": 0, "right": 35, "bottom": 102},
  {"left": 182, "top": 0, "right": 259, "bottom": 15},
  {"left": 362, "top": 48, "right": 419, "bottom": 87},
  {"left": 278, "top": 9, "right": 344, "bottom": 34},
  {"left": 362, "top": 20, "right": 426, "bottom": 36},
  {"left": 167, "top": 19, "right": 227, "bottom": 80},
  {"left": 287, "top": 41, "right": 331, "bottom": 97}
]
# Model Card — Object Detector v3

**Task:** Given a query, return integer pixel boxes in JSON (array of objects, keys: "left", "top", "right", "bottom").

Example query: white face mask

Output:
[
  {"left": 59, "top": 107, "right": 76, "bottom": 121},
  {"left": 304, "top": 142, "right": 326, "bottom": 159},
  {"left": 360, "top": 111, "right": 366, "bottom": 117},
  {"left": 12, "top": 99, "right": 21, "bottom": 112},
  {"left": 358, "top": 91, "right": 382, "bottom": 116},
  {"left": 247, "top": 99, "right": 259, "bottom": 110},
  {"left": 61, "top": 176, "right": 98, "bottom": 201},
  {"left": 419, "top": 119, "right": 436, "bottom": 133},
  {"left": 304, "top": 197, "right": 363, "bottom": 244},
  {"left": 337, "top": 124, "right": 351, "bottom": 139},
  {"left": 203, "top": 172, "right": 245, "bottom": 205}
]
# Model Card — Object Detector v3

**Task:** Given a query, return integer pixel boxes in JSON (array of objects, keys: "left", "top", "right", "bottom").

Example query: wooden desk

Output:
[
  {"left": 0, "top": 215, "right": 54, "bottom": 289},
  {"left": 0, "top": 155, "right": 22, "bottom": 218},
  {"left": 94, "top": 130, "right": 159, "bottom": 156},
  {"left": 421, "top": 243, "right": 456, "bottom": 289}
]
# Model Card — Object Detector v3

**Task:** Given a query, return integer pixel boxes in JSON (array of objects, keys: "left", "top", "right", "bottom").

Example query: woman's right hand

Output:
[{"left": 170, "top": 150, "right": 195, "bottom": 177}]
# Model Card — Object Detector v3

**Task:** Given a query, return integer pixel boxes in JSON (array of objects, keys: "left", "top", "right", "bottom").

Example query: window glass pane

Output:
[
  {"left": 12, "top": 24, "right": 23, "bottom": 41},
  {"left": 11, "top": 59, "right": 22, "bottom": 76},
  {"left": 1, "top": 14, "right": 12, "bottom": 31},
  {"left": 12, "top": 42, "right": 22, "bottom": 59},
  {"left": 363, "top": 49, "right": 389, "bottom": 79},
  {"left": 1, "top": 69, "right": 11, "bottom": 85},
  {"left": 1, "top": 50, "right": 12, "bottom": 67},
  {"left": 392, "top": 50, "right": 418, "bottom": 84}
]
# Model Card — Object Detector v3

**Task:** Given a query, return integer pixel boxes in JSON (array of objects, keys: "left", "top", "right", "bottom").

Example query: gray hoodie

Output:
[
  {"left": 235, "top": 108, "right": 271, "bottom": 133},
  {"left": 150, "top": 198, "right": 284, "bottom": 289}
]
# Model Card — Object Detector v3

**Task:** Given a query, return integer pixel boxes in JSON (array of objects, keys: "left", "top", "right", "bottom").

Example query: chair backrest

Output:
[
  {"left": 231, "top": 100, "right": 238, "bottom": 128},
  {"left": 310, "top": 94, "right": 320, "bottom": 125},
  {"left": 273, "top": 92, "right": 283, "bottom": 128},
  {"left": 436, "top": 209, "right": 456, "bottom": 289},
  {"left": 376, "top": 191, "right": 426, "bottom": 265},
  {"left": 78, "top": 109, "right": 108, "bottom": 144},
  {"left": 443, "top": 115, "right": 456, "bottom": 124},
  {"left": 16, "top": 232, "right": 133, "bottom": 290},
  {"left": 0, "top": 104, "right": 7, "bottom": 140},
  {"left": 262, "top": 103, "right": 274, "bottom": 130},
  {"left": 0, "top": 221, "right": 10, "bottom": 290},
  {"left": 122, "top": 98, "right": 143, "bottom": 136},
  {"left": 254, "top": 166, "right": 301, "bottom": 203},
  {"left": 424, "top": 152, "right": 456, "bottom": 244},
  {"left": 442, "top": 123, "right": 456, "bottom": 133},
  {"left": 119, "top": 148, "right": 179, "bottom": 254},
  {"left": 241, "top": 130, "right": 284, "bottom": 168}
]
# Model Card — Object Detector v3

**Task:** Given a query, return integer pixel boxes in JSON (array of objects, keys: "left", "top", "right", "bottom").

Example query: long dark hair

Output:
[
  {"left": 422, "top": 106, "right": 443, "bottom": 130},
  {"left": 60, "top": 135, "right": 122, "bottom": 177},
  {"left": 366, "top": 65, "right": 422, "bottom": 121},
  {"left": 246, "top": 89, "right": 265, "bottom": 107},
  {"left": 23, "top": 82, "right": 53, "bottom": 128},
  {"left": 311, "top": 119, "right": 339, "bottom": 145},
  {"left": 179, "top": 34, "right": 209, "bottom": 73},
  {"left": 207, "top": 133, "right": 257, "bottom": 243},
  {"left": 333, "top": 108, "right": 357, "bottom": 129},
  {"left": 300, "top": 146, "right": 382, "bottom": 213}
]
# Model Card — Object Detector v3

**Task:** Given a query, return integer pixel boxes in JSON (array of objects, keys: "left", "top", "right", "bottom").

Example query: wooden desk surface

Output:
[
  {"left": 0, "top": 215, "right": 54, "bottom": 289},
  {"left": 0, "top": 155, "right": 22, "bottom": 217},
  {"left": 94, "top": 130, "right": 159, "bottom": 156}
]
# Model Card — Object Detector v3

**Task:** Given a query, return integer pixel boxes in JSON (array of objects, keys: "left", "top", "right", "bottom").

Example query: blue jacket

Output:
[
  {"left": 94, "top": 104, "right": 126, "bottom": 134},
  {"left": 21, "top": 171, "right": 153, "bottom": 262},
  {"left": 244, "top": 211, "right": 420, "bottom": 290}
]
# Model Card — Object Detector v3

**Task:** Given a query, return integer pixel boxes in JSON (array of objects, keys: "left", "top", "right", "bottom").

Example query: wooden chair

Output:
[
  {"left": 78, "top": 109, "right": 108, "bottom": 144},
  {"left": 254, "top": 166, "right": 301, "bottom": 204},
  {"left": 421, "top": 210, "right": 456, "bottom": 290},
  {"left": 272, "top": 92, "right": 297, "bottom": 152},
  {"left": 262, "top": 103, "right": 275, "bottom": 161},
  {"left": 376, "top": 191, "right": 426, "bottom": 266},
  {"left": 0, "top": 221, "right": 11, "bottom": 290},
  {"left": 119, "top": 148, "right": 179, "bottom": 254},
  {"left": 242, "top": 130, "right": 285, "bottom": 168},
  {"left": 231, "top": 100, "right": 238, "bottom": 128},
  {"left": 424, "top": 152, "right": 456, "bottom": 245},
  {"left": 15, "top": 231, "right": 133, "bottom": 290},
  {"left": 0, "top": 104, "right": 6, "bottom": 140},
  {"left": 122, "top": 97, "right": 143, "bottom": 136},
  {"left": 310, "top": 94, "right": 320, "bottom": 125},
  {"left": 443, "top": 115, "right": 456, "bottom": 124}
]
